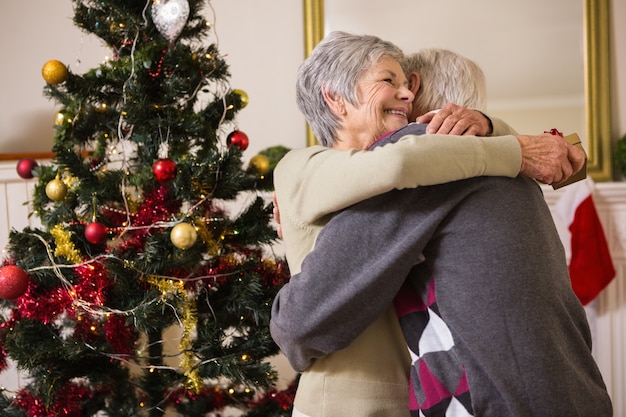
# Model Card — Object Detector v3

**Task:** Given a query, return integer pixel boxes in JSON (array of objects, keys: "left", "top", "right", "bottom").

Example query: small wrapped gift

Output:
[{"left": 546, "top": 129, "right": 587, "bottom": 190}]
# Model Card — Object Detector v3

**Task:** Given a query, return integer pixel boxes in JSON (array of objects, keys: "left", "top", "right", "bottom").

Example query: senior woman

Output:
[{"left": 270, "top": 32, "right": 609, "bottom": 417}]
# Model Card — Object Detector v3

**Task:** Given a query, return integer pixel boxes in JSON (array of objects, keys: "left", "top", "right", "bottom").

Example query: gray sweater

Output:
[{"left": 271, "top": 132, "right": 612, "bottom": 416}]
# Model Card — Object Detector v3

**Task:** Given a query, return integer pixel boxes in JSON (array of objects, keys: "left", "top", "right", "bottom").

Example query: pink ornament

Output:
[
  {"left": 227, "top": 130, "right": 249, "bottom": 150},
  {"left": 152, "top": 158, "right": 177, "bottom": 182},
  {"left": 16, "top": 158, "right": 38, "bottom": 179},
  {"left": 85, "top": 222, "right": 108, "bottom": 244},
  {"left": 0, "top": 265, "right": 29, "bottom": 299}
]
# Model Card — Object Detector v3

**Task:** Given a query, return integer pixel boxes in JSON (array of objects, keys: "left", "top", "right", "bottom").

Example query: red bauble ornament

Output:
[
  {"left": 152, "top": 158, "right": 177, "bottom": 182},
  {"left": 227, "top": 130, "right": 249, "bottom": 150},
  {"left": 85, "top": 222, "right": 108, "bottom": 244},
  {"left": 16, "top": 158, "right": 38, "bottom": 179},
  {"left": 0, "top": 265, "right": 29, "bottom": 299}
]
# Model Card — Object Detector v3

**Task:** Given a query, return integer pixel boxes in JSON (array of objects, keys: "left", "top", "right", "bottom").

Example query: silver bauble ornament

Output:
[{"left": 151, "top": 0, "right": 190, "bottom": 42}]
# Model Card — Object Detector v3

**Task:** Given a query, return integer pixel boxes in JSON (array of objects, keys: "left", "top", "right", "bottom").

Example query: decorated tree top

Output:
[{"left": 0, "top": 1, "right": 294, "bottom": 416}]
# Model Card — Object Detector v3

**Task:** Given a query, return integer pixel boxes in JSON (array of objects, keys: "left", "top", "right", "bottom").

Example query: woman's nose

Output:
[{"left": 399, "top": 85, "right": 415, "bottom": 102}]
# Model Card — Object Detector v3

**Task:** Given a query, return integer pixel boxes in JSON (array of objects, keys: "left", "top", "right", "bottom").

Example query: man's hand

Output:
[
  {"left": 272, "top": 192, "right": 283, "bottom": 239},
  {"left": 517, "top": 133, "right": 586, "bottom": 184},
  {"left": 416, "top": 103, "right": 491, "bottom": 136}
]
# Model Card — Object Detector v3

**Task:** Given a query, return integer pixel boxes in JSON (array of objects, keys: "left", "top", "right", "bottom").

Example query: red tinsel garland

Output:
[
  {"left": 15, "top": 286, "right": 73, "bottom": 324},
  {"left": 13, "top": 382, "right": 92, "bottom": 417},
  {"left": 104, "top": 314, "right": 136, "bottom": 355},
  {"left": 114, "top": 185, "right": 181, "bottom": 254},
  {"left": 247, "top": 379, "right": 297, "bottom": 411},
  {"left": 74, "top": 261, "right": 112, "bottom": 306},
  {"left": 0, "top": 340, "right": 7, "bottom": 373},
  {"left": 163, "top": 385, "right": 228, "bottom": 409}
]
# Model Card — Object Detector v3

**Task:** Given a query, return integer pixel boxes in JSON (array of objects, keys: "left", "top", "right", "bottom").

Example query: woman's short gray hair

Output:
[
  {"left": 296, "top": 31, "right": 405, "bottom": 147},
  {"left": 401, "top": 48, "right": 487, "bottom": 117}
]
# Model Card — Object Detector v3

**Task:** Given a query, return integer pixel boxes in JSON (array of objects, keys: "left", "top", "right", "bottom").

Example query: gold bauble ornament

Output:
[
  {"left": 170, "top": 223, "right": 198, "bottom": 250},
  {"left": 233, "top": 89, "right": 249, "bottom": 109},
  {"left": 248, "top": 154, "right": 270, "bottom": 175},
  {"left": 45, "top": 178, "right": 68, "bottom": 201},
  {"left": 54, "top": 111, "right": 66, "bottom": 126},
  {"left": 42, "top": 60, "right": 68, "bottom": 85}
]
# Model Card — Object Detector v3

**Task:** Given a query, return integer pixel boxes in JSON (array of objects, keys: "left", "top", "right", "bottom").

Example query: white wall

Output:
[
  {"left": 0, "top": 0, "right": 307, "bottom": 159},
  {"left": 2, "top": 0, "right": 625, "bottom": 160}
]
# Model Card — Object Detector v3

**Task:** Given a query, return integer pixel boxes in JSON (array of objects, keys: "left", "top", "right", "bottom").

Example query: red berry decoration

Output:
[
  {"left": 152, "top": 158, "right": 177, "bottom": 182},
  {"left": 85, "top": 222, "right": 108, "bottom": 244},
  {"left": 227, "top": 130, "right": 249, "bottom": 151},
  {"left": 16, "top": 158, "right": 38, "bottom": 179},
  {"left": 0, "top": 265, "right": 29, "bottom": 300}
]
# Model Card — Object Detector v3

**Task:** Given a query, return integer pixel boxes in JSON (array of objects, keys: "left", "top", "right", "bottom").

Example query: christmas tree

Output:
[{"left": 0, "top": 0, "right": 295, "bottom": 415}]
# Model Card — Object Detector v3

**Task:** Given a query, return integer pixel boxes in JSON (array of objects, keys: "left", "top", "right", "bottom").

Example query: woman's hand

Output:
[
  {"left": 417, "top": 103, "right": 492, "bottom": 136},
  {"left": 516, "top": 133, "right": 586, "bottom": 185}
]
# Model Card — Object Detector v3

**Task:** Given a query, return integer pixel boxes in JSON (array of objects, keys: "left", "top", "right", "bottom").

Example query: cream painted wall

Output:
[
  {"left": 0, "top": 0, "right": 307, "bottom": 161},
  {"left": 1, "top": 0, "right": 625, "bottom": 162}
]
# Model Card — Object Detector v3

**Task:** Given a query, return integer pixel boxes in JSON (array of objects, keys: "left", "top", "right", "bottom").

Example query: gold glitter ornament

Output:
[
  {"left": 170, "top": 222, "right": 197, "bottom": 250},
  {"left": 248, "top": 154, "right": 270, "bottom": 175},
  {"left": 42, "top": 59, "right": 69, "bottom": 85},
  {"left": 46, "top": 177, "right": 68, "bottom": 201}
]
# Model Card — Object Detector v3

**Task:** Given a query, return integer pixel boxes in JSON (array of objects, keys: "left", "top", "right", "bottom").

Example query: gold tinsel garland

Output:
[
  {"left": 147, "top": 276, "right": 202, "bottom": 393},
  {"left": 50, "top": 222, "right": 203, "bottom": 392},
  {"left": 194, "top": 220, "right": 221, "bottom": 257},
  {"left": 50, "top": 224, "right": 83, "bottom": 264}
]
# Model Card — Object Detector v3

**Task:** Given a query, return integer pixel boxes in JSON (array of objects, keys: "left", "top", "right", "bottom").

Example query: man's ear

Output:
[
  {"left": 407, "top": 72, "right": 421, "bottom": 96},
  {"left": 322, "top": 89, "right": 346, "bottom": 116}
]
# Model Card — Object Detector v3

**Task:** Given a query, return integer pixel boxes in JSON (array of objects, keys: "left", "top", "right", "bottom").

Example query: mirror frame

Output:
[{"left": 303, "top": 0, "right": 613, "bottom": 181}]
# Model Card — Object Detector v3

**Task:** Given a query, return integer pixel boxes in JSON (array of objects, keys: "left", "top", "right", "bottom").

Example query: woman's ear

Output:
[
  {"left": 322, "top": 89, "right": 346, "bottom": 116},
  {"left": 407, "top": 72, "right": 421, "bottom": 96}
]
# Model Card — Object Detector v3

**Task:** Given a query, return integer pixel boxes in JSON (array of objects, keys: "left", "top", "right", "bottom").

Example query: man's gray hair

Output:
[
  {"left": 296, "top": 31, "right": 405, "bottom": 147},
  {"left": 402, "top": 48, "right": 487, "bottom": 118}
]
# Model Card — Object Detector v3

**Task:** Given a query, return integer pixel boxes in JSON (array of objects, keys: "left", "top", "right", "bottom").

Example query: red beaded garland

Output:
[{"left": 148, "top": 50, "right": 167, "bottom": 78}]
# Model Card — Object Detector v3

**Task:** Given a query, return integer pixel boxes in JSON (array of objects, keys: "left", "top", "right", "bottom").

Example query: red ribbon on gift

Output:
[{"left": 545, "top": 128, "right": 564, "bottom": 137}]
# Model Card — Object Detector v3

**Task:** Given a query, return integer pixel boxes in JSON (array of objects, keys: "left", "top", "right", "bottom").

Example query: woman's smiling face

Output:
[{"left": 334, "top": 56, "right": 414, "bottom": 150}]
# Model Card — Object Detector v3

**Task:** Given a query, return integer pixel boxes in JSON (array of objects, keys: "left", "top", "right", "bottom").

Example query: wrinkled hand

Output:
[
  {"left": 416, "top": 103, "right": 491, "bottom": 136},
  {"left": 272, "top": 192, "right": 283, "bottom": 239},
  {"left": 517, "top": 133, "right": 586, "bottom": 184}
]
